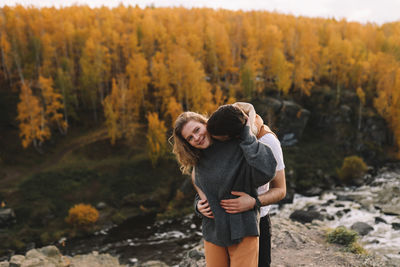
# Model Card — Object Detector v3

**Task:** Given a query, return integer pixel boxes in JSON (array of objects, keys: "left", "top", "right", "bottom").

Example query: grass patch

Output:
[
  {"left": 326, "top": 226, "right": 366, "bottom": 254},
  {"left": 3, "top": 151, "right": 187, "bottom": 254},
  {"left": 16, "top": 155, "right": 183, "bottom": 222}
]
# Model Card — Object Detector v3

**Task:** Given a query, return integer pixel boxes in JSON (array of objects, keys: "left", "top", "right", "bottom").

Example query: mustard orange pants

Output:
[{"left": 204, "top": 236, "right": 259, "bottom": 267}]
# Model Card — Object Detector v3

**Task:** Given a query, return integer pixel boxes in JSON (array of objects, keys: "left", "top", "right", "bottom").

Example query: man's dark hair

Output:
[{"left": 207, "top": 104, "right": 246, "bottom": 138}]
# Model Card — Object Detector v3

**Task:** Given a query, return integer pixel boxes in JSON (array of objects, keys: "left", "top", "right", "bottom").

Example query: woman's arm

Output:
[
  {"left": 191, "top": 169, "right": 206, "bottom": 200},
  {"left": 192, "top": 170, "right": 214, "bottom": 219}
]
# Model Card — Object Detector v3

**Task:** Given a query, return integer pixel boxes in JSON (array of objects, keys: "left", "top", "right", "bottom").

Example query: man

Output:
[{"left": 196, "top": 104, "right": 286, "bottom": 267}]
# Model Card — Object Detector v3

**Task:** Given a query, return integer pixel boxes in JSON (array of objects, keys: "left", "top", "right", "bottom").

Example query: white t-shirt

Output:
[{"left": 257, "top": 133, "right": 285, "bottom": 217}]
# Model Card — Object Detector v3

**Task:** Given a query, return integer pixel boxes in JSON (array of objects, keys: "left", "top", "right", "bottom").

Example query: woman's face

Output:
[{"left": 181, "top": 120, "right": 212, "bottom": 149}]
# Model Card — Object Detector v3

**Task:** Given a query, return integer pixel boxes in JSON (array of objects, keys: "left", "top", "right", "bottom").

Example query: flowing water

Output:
[
  {"left": 60, "top": 213, "right": 203, "bottom": 266},
  {"left": 275, "top": 165, "right": 400, "bottom": 265},
  {"left": 60, "top": 164, "right": 400, "bottom": 266}
]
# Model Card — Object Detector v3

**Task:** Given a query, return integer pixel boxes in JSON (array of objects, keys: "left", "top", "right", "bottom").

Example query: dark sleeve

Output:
[{"left": 239, "top": 126, "right": 277, "bottom": 187}]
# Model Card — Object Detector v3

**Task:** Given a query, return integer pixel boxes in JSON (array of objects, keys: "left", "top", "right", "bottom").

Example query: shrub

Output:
[
  {"left": 348, "top": 242, "right": 367, "bottom": 254},
  {"left": 326, "top": 226, "right": 366, "bottom": 254},
  {"left": 337, "top": 156, "right": 368, "bottom": 183},
  {"left": 327, "top": 226, "right": 358, "bottom": 246},
  {"left": 65, "top": 204, "right": 99, "bottom": 229}
]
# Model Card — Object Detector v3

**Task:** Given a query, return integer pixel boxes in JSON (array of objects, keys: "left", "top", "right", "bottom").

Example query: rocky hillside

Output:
[
  {"left": 0, "top": 215, "right": 392, "bottom": 267},
  {"left": 0, "top": 246, "right": 125, "bottom": 267},
  {"left": 179, "top": 216, "right": 390, "bottom": 267}
]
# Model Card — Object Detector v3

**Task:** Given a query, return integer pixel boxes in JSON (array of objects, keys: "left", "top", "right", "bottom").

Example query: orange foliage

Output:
[
  {"left": 16, "top": 83, "right": 50, "bottom": 148},
  {"left": 65, "top": 203, "right": 99, "bottom": 228},
  {"left": 103, "top": 76, "right": 137, "bottom": 144},
  {"left": 38, "top": 76, "right": 67, "bottom": 133},
  {"left": 1, "top": 6, "right": 400, "bottom": 153},
  {"left": 146, "top": 112, "right": 168, "bottom": 167}
]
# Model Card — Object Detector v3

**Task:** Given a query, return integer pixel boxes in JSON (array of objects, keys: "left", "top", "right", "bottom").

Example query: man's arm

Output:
[
  {"left": 239, "top": 124, "right": 277, "bottom": 187},
  {"left": 258, "top": 169, "right": 286, "bottom": 206},
  {"left": 220, "top": 170, "right": 286, "bottom": 213}
]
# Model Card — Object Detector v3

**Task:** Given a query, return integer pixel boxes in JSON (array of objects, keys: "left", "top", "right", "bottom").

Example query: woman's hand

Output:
[
  {"left": 220, "top": 191, "right": 256, "bottom": 213},
  {"left": 198, "top": 199, "right": 214, "bottom": 219}
]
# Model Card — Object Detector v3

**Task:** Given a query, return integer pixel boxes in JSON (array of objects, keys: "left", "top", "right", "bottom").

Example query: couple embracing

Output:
[{"left": 172, "top": 103, "right": 286, "bottom": 267}]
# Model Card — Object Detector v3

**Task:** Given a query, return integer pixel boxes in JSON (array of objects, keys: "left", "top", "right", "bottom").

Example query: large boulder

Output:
[
  {"left": 254, "top": 98, "right": 310, "bottom": 146},
  {"left": 178, "top": 244, "right": 205, "bottom": 267},
  {"left": 289, "top": 210, "right": 323, "bottom": 224},
  {"left": 351, "top": 222, "right": 374, "bottom": 236},
  {"left": 9, "top": 255, "right": 25, "bottom": 267},
  {"left": 138, "top": 261, "right": 169, "bottom": 267},
  {"left": 2, "top": 246, "right": 126, "bottom": 267}
]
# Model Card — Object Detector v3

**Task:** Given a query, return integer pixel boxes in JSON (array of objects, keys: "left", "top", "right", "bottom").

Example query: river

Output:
[
  {"left": 274, "top": 163, "right": 400, "bottom": 265},
  {"left": 60, "top": 213, "right": 203, "bottom": 266},
  {"left": 60, "top": 164, "right": 400, "bottom": 266}
]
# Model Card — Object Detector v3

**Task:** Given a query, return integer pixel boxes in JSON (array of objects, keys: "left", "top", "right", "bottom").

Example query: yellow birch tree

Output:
[
  {"left": 146, "top": 112, "right": 167, "bottom": 167},
  {"left": 17, "top": 83, "right": 50, "bottom": 149},
  {"left": 38, "top": 75, "right": 68, "bottom": 133}
]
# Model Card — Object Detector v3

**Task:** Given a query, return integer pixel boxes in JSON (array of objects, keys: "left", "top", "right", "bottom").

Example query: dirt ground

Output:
[
  {"left": 176, "top": 215, "right": 391, "bottom": 267},
  {"left": 270, "top": 216, "right": 390, "bottom": 267}
]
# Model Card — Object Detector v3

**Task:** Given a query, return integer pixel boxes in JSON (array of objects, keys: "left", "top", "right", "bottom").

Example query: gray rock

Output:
[
  {"left": 351, "top": 222, "right": 374, "bottom": 236},
  {"left": 382, "top": 207, "right": 400, "bottom": 216},
  {"left": 25, "top": 250, "right": 43, "bottom": 260},
  {"left": 139, "top": 261, "right": 169, "bottom": 267},
  {"left": 281, "top": 133, "right": 298, "bottom": 146},
  {"left": 20, "top": 258, "right": 45, "bottom": 267},
  {"left": 304, "top": 187, "right": 323, "bottom": 197},
  {"left": 38, "top": 246, "right": 61, "bottom": 258},
  {"left": 289, "top": 210, "right": 323, "bottom": 224},
  {"left": 187, "top": 248, "right": 204, "bottom": 261},
  {"left": 392, "top": 223, "right": 400, "bottom": 230},
  {"left": 255, "top": 98, "right": 310, "bottom": 146},
  {"left": 0, "top": 208, "right": 16, "bottom": 227},
  {"left": 179, "top": 244, "right": 205, "bottom": 267},
  {"left": 9, "top": 255, "right": 25, "bottom": 267},
  {"left": 71, "top": 252, "right": 124, "bottom": 267},
  {"left": 336, "top": 194, "right": 354, "bottom": 201},
  {"left": 375, "top": 217, "right": 387, "bottom": 224},
  {"left": 0, "top": 261, "right": 9, "bottom": 267},
  {"left": 96, "top": 202, "right": 107, "bottom": 210}
]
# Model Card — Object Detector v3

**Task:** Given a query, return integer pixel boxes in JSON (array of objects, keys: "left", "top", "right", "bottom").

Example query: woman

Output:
[{"left": 172, "top": 106, "right": 277, "bottom": 267}]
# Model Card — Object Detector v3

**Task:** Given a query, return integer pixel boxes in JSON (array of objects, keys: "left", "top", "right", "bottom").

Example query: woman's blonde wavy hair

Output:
[{"left": 171, "top": 112, "right": 208, "bottom": 175}]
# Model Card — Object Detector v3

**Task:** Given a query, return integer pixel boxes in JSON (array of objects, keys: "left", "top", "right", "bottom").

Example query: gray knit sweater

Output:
[{"left": 194, "top": 126, "right": 277, "bottom": 247}]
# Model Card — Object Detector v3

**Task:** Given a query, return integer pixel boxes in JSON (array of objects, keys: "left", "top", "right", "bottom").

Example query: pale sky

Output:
[{"left": 1, "top": 0, "right": 400, "bottom": 25}]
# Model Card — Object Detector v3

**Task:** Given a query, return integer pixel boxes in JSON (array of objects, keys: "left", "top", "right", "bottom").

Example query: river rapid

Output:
[
  {"left": 60, "top": 213, "right": 203, "bottom": 266},
  {"left": 274, "top": 164, "right": 400, "bottom": 265},
  {"left": 60, "top": 164, "right": 400, "bottom": 266}
]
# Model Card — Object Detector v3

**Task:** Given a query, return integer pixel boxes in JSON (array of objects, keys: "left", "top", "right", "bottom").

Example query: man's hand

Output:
[
  {"left": 220, "top": 191, "right": 256, "bottom": 214},
  {"left": 198, "top": 199, "right": 214, "bottom": 219}
]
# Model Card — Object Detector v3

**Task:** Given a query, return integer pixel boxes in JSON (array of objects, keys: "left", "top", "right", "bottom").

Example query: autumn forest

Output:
[{"left": 1, "top": 5, "right": 400, "bottom": 155}]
